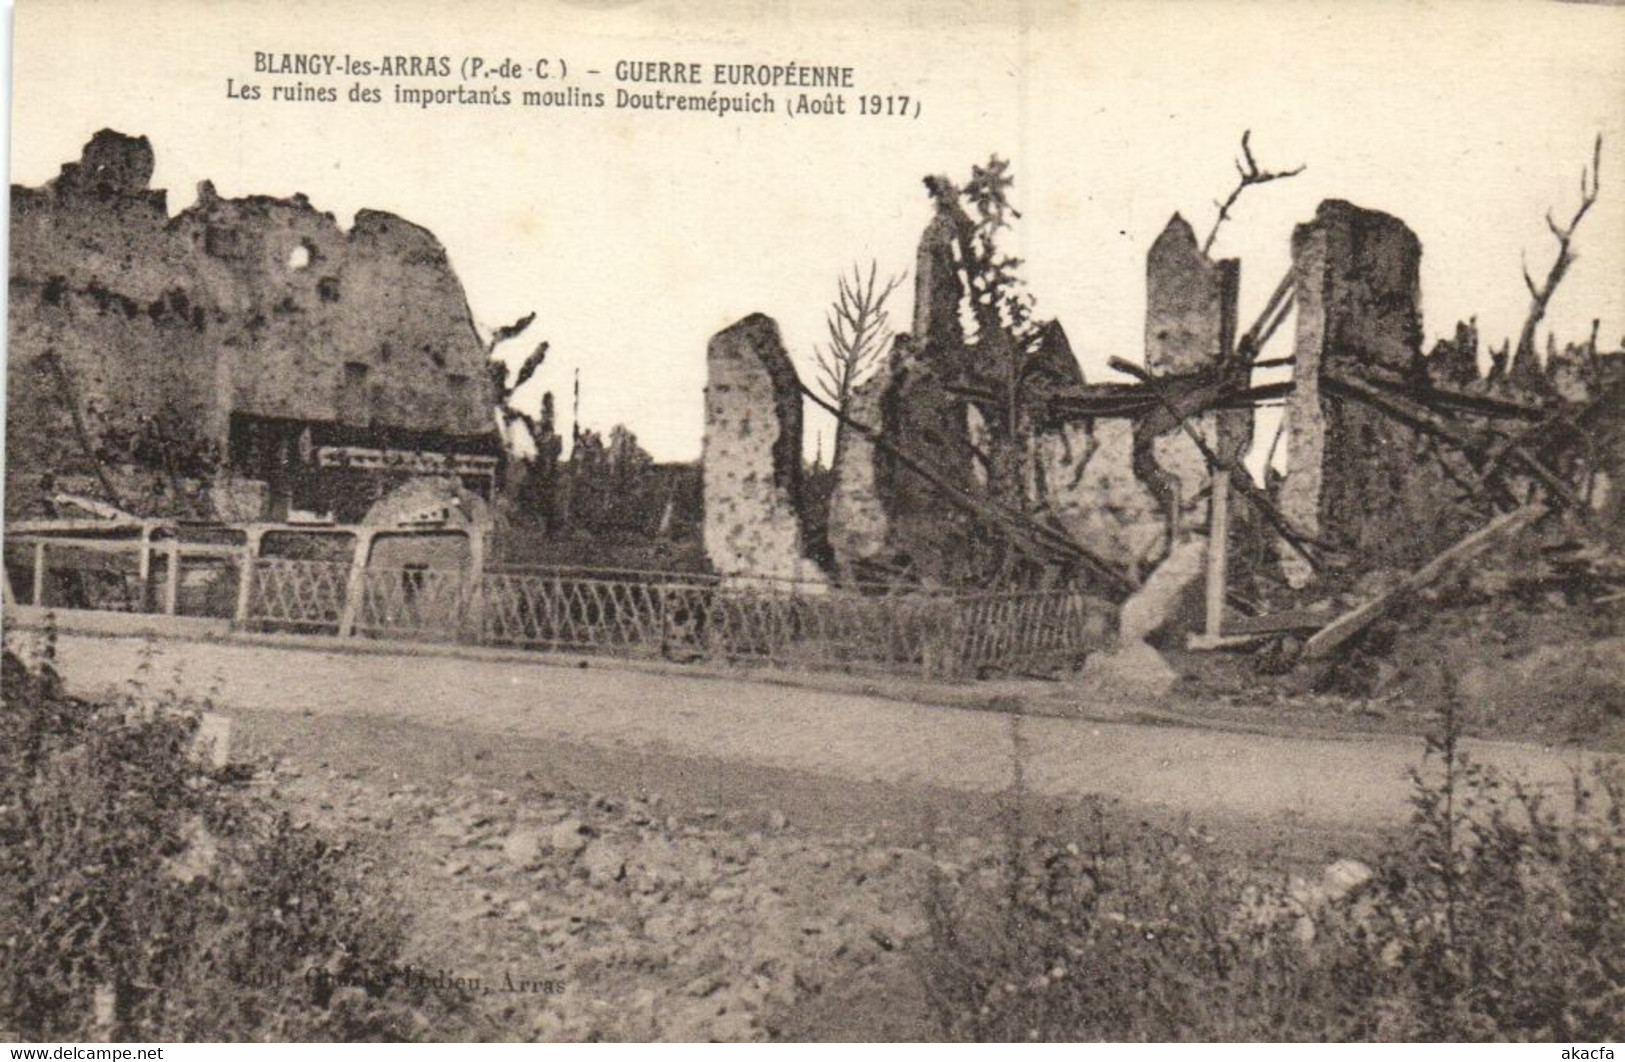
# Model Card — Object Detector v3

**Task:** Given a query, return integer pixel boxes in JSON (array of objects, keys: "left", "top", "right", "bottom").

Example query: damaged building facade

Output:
[
  {"left": 6, "top": 130, "right": 501, "bottom": 526},
  {"left": 703, "top": 177, "right": 1624, "bottom": 657}
]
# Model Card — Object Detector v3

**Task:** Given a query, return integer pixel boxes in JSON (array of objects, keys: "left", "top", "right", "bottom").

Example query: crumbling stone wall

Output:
[
  {"left": 826, "top": 341, "right": 895, "bottom": 578},
  {"left": 829, "top": 192, "right": 979, "bottom": 585},
  {"left": 1037, "top": 421, "right": 1161, "bottom": 575},
  {"left": 828, "top": 341, "right": 980, "bottom": 585},
  {"left": 6, "top": 130, "right": 498, "bottom": 519},
  {"left": 1145, "top": 213, "right": 1228, "bottom": 376},
  {"left": 702, "top": 314, "right": 828, "bottom": 587},
  {"left": 872, "top": 351, "right": 979, "bottom": 584},
  {"left": 1037, "top": 215, "right": 1239, "bottom": 577},
  {"left": 1278, "top": 200, "right": 1455, "bottom": 583}
]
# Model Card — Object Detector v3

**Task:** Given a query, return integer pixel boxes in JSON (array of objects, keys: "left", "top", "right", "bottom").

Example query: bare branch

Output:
[
  {"left": 1517, "top": 134, "right": 1603, "bottom": 360},
  {"left": 808, "top": 259, "right": 907, "bottom": 466},
  {"left": 1202, "top": 130, "right": 1307, "bottom": 255},
  {"left": 509, "top": 340, "right": 550, "bottom": 396},
  {"left": 485, "top": 311, "right": 536, "bottom": 357}
]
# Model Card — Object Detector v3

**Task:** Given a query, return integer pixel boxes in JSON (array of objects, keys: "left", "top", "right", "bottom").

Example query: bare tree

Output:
[
  {"left": 483, "top": 311, "right": 552, "bottom": 452},
  {"left": 1202, "top": 130, "right": 1306, "bottom": 255},
  {"left": 1517, "top": 134, "right": 1603, "bottom": 363},
  {"left": 813, "top": 261, "right": 905, "bottom": 466}
]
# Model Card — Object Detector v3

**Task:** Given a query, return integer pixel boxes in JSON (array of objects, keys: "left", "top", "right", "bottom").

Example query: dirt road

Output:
[{"left": 29, "top": 628, "right": 1606, "bottom": 833}]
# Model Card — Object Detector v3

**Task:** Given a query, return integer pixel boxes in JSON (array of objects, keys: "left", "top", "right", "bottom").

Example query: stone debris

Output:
[
  {"left": 1082, "top": 537, "right": 1208, "bottom": 695},
  {"left": 581, "top": 840, "right": 626, "bottom": 885},
  {"left": 190, "top": 712, "right": 232, "bottom": 770},
  {"left": 160, "top": 814, "right": 219, "bottom": 884},
  {"left": 502, "top": 828, "right": 545, "bottom": 869},
  {"left": 269, "top": 759, "right": 942, "bottom": 1043},
  {"left": 549, "top": 817, "right": 589, "bottom": 856},
  {"left": 1320, "top": 858, "right": 1374, "bottom": 900}
]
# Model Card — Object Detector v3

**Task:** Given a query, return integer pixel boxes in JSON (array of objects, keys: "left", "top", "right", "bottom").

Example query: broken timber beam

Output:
[
  {"left": 1323, "top": 371, "right": 1586, "bottom": 513},
  {"left": 1236, "top": 270, "right": 1295, "bottom": 367},
  {"left": 1303, "top": 502, "right": 1547, "bottom": 660},
  {"left": 799, "top": 381, "right": 1138, "bottom": 594},
  {"left": 1107, "top": 356, "right": 1326, "bottom": 572}
]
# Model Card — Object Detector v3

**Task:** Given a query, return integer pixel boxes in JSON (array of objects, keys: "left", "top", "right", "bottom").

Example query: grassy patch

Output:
[
  {"left": 917, "top": 703, "right": 1624, "bottom": 1041},
  {"left": 0, "top": 635, "right": 479, "bottom": 1041}
]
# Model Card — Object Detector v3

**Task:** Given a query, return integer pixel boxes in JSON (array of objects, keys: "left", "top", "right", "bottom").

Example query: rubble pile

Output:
[
  {"left": 698, "top": 155, "right": 1624, "bottom": 709},
  {"left": 262, "top": 759, "right": 940, "bottom": 1041}
]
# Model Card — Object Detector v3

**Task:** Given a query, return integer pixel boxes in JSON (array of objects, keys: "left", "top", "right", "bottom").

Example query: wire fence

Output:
[
  {"left": 245, "top": 559, "right": 1110, "bottom": 679},
  {"left": 7, "top": 533, "right": 1111, "bottom": 679}
]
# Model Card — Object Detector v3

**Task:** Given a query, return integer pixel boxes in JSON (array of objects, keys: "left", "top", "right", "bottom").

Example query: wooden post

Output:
[
  {"left": 550, "top": 572, "right": 562, "bottom": 651},
  {"left": 1205, "top": 474, "right": 1230, "bottom": 637},
  {"left": 136, "top": 525, "right": 152, "bottom": 612},
  {"left": 162, "top": 534, "right": 181, "bottom": 615},
  {"left": 337, "top": 529, "right": 374, "bottom": 638},
  {"left": 1205, "top": 260, "right": 1240, "bottom": 638},
  {"left": 233, "top": 527, "right": 264, "bottom": 627},
  {"left": 463, "top": 527, "right": 486, "bottom": 644},
  {"left": 32, "top": 541, "right": 47, "bottom": 606}
]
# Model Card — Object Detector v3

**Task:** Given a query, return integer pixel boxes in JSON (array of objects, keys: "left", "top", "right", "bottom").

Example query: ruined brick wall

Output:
[
  {"left": 826, "top": 341, "right": 895, "bottom": 577},
  {"left": 6, "top": 130, "right": 498, "bottom": 518},
  {"left": 1037, "top": 215, "right": 1239, "bottom": 578},
  {"left": 1279, "top": 200, "right": 1456, "bottom": 582},
  {"left": 702, "top": 314, "right": 828, "bottom": 586},
  {"left": 1145, "top": 214, "right": 1227, "bottom": 375},
  {"left": 829, "top": 188, "right": 979, "bottom": 585}
]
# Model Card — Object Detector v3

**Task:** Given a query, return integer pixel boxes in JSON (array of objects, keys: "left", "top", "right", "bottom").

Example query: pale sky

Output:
[{"left": 9, "top": 0, "right": 1624, "bottom": 461}]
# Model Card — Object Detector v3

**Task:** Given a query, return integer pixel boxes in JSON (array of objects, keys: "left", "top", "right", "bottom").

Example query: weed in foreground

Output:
[
  {"left": 0, "top": 649, "right": 479, "bottom": 1042},
  {"left": 916, "top": 694, "right": 1624, "bottom": 1041}
]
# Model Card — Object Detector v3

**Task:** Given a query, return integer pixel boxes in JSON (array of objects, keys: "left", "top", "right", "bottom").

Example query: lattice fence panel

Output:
[
  {"left": 248, "top": 558, "right": 349, "bottom": 633},
  {"left": 240, "top": 558, "right": 1109, "bottom": 678}
]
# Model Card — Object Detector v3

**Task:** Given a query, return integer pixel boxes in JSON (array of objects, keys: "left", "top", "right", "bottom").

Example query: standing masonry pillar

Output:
[
  {"left": 827, "top": 338, "right": 899, "bottom": 580},
  {"left": 827, "top": 183, "right": 977, "bottom": 585},
  {"left": 1145, "top": 213, "right": 1233, "bottom": 377},
  {"left": 1139, "top": 214, "right": 1245, "bottom": 549},
  {"left": 702, "top": 314, "right": 828, "bottom": 589},
  {"left": 1279, "top": 199, "right": 1451, "bottom": 585},
  {"left": 1146, "top": 216, "right": 1248, "bottom": 634}
]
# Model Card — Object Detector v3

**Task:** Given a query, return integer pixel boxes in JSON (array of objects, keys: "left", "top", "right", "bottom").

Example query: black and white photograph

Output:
[{"left": 1, "top": 0, "right": 1622, "bottom": 1047}]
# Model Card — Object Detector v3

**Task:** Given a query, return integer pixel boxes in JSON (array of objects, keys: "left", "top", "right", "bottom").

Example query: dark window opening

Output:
[{"left": 401, "top": 563, "right": 428, "bottom": 602}]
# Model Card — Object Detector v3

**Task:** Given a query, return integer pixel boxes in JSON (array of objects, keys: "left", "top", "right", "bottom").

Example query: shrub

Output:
[
  {"left": 916, "top": 705, "right": 1624, "bottom": 1041},
  {"left": 0, "top": 642, "right": 474, "bottom": 1041}
]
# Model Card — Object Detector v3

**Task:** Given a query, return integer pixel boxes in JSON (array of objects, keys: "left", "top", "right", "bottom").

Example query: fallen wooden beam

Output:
[
  {"left": 1188, "top": 632, "right": 1269, "bottom": 652},
  {"left": 1303, "top": 503, "right": 1547, "bottom": 660},
  {"left": 798, "top": 381, "right": 1138, "bottom": 595},
  {"left": 1223, "top": 607, "right": 1335, "bottom": 635},
  {"left": 1187, "top": 607, "right": 1338, "bottom": 650},
  {"left": 1323, "top": 371, "right": 1586, "bottom": 513},
  {"left": 1107, "top": 356, "right": 1327, "bottom": 572}
]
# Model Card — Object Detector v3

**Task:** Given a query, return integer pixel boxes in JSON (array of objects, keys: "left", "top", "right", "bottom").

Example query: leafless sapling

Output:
[
  {"left": 1202, "top": 130, "right": 1306, "bottom": 255},
  {"left": 483, "top": 311, "right": 553, "bottom": 453},
  {"left": 813, "top": 260, "right": 905, "bottom": 467},
  {"left": 1516, "top": 134, "right": 1603, "bottom": 364}
]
